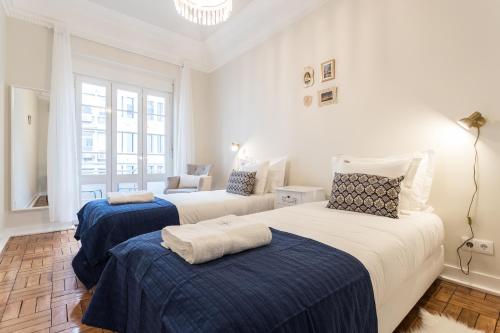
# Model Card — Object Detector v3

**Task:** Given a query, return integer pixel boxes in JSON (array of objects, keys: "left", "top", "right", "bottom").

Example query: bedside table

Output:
[{"left": 274, "top": 186, "right": 325, "bottom": 209}]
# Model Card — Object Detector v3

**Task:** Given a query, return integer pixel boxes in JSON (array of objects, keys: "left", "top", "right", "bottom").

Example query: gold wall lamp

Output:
[{"left": 456, "top": 111, "right": 487, "bottom": 276}]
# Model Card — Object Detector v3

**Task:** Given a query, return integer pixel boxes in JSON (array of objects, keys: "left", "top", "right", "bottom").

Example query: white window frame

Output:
[
  {"left": 112, "top": 83, "right": 143, "bottom": 192},
  {"left": 76, "top": 76, "right": 112, "bottom": 201},
  {"left": 76, "top": 75, "right": 173, "bottom": 204}
]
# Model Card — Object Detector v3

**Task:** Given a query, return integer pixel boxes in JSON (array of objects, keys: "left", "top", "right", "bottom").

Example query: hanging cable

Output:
[{"left": 456, "top": 127, "right": 480, "bottom": 275}]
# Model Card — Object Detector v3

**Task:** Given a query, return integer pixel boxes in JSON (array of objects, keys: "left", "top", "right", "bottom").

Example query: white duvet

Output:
[
  {"left": 239, "top": 201, "right": 444, "bottom": 307},
  {"left": 159, "top": 190, "right": 275, "bottom": 225}
]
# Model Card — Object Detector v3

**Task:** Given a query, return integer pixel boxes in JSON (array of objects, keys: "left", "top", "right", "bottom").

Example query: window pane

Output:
[
  {"left": 81, "top": 83, "right": 107, "bottom": 176},
  {"left": 81, "top": 184, "right": 106, "bottom": 206},
  {"left": 146, "top": 95, "right": 166, "bottom": 175},
  {"left": 117, "top": 183, "right": 138, "bottom": 192},
  {"left": 116, "top": 90, "right": 138, "bottom": 175},
  {"left": 82, "top": 83, "right": 106, "bottom": 108}
]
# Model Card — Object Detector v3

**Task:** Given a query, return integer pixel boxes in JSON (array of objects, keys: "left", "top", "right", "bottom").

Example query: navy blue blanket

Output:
[
  {"left": 83, "top": 229, "right": 377, "bottom": 333},
  {"left": 73, "top": 198, "right": 179, "bottom": 289}
]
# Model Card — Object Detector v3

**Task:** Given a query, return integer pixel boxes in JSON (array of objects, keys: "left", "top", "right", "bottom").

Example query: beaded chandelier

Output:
[{"left": 173, "top": 0, "right": 232, "bottom": 26}]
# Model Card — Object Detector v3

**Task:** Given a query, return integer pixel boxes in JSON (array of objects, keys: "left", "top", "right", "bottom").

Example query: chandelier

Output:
[{"left": 173, "top": 0, "right": 233, "bottom": 26}]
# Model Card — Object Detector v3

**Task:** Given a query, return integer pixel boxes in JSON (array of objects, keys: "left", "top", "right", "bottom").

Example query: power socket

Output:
[{"left": 461, "top": 237, "right": 495, "bottom": 256}]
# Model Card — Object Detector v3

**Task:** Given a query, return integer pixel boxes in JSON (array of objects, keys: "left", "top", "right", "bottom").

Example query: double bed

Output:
[
  {"left": 73, "top": 190, "right": 275, "bottom": 288},
  {"left": 82, "top": 201, "right": 444, "bottom": 333}
]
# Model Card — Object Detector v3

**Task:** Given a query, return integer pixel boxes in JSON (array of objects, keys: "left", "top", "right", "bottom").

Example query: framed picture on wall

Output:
[
  {"left": 303, "top": 95, "right": 313, "bottom": 107},
  {"left": 321, "top": 59, "right": 335, "bottom": 82},
  {"left": 318, "top": 87, "right": 338, "bottom": 107},
  {"left": 303, "top": 67, "right": 315, "bottom": 87}
]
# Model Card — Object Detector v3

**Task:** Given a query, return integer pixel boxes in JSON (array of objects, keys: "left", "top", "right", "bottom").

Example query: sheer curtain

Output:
[
  {"left": 47, "top": 24, "right": 79, "bottom": 223},
  {"left": 173, "top": 65, "right": 196, "bottom": 175}
]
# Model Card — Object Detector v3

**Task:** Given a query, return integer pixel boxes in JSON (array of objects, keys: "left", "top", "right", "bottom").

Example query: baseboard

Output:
[
  {"left": 0, "top": 223, "right": 75, "bottom": 254},
  {"left": 440, "top": 264, "right": 500, "bottom": 296}
]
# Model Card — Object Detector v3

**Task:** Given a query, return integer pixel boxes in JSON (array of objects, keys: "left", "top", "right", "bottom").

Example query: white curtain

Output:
[
  {"left": 47, "top": 25, "right": 79, "bottom": 223},
  {"left": 173, "top": 65, "right": 196, "bottom": 175}
]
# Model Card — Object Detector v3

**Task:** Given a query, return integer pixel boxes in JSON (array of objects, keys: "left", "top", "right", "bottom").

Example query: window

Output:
[{"left": 76, "top": 77, "right": 173, "bottom": 206}]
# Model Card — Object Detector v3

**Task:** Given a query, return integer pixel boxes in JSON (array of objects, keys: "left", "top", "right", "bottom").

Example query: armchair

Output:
[{"left": 164, "top": 164, "right": 213, "bottom": 194}]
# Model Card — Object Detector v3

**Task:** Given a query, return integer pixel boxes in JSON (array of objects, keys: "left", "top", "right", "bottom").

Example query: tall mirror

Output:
[{"left": 11, "top": 86, "right": 50, "bottom": 210}]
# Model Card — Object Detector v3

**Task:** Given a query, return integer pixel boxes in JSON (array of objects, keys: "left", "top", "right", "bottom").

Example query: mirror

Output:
[{"left": 11, "top": 86, "right": 50, "bottom": 211}]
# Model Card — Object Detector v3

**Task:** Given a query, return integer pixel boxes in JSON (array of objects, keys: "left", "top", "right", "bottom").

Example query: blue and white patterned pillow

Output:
[
  {"left": 226, "top": 170, "right": 257, "bottom": 196},
  {"left": 326, "top": 172, "right": 404, "bottom": 218}
]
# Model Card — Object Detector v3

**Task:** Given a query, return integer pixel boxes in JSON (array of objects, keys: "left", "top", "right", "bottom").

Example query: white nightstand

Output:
[{"left": 274, "top": 186, "right": 325, "bottom": 209}]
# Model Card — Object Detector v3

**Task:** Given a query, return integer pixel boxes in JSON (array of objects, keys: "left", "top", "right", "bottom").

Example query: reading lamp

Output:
[
  {"left": 456, "top": 111, "right": 486, "bottom": 275},
  {"left": 231, "top": 143, "right": 240, "bottom": 152},
  {"left": 457, "top": 111, "right": 486, "bottom": 130}
]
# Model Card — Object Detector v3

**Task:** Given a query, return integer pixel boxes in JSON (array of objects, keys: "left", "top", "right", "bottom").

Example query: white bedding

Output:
[
  {"left": 239, "top": 201, "right": 444, "bottom": 307},
  {"left": 159, "top": 190, "right": 275, "bottom": 225}
]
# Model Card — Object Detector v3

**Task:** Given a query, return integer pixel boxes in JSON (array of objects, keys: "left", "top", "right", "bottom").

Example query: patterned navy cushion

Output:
[
  {"left": 226, "top": 170, "right": 257, "bottom": 196},
  {"left": 326, "top": 172, "right": 404, "bottom": 219}
]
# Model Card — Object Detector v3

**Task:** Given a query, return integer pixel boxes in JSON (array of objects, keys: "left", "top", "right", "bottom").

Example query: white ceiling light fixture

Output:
[{"left": 173, "top": 0, "right": 232, "bottom": 26}]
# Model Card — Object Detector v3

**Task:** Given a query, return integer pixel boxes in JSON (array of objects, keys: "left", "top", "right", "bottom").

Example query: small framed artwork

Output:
[
  {"left": 321, "top": 59, "right": 335, "bottom": 82},
  {"left": 303, "top": 95, "right": 313, "bottom": 107},
  {"left": 303, "top": 67, "right": 314, "bottom": 87},
  {"left": 318, "top": 87, "right": 338, "bottom": 107}
]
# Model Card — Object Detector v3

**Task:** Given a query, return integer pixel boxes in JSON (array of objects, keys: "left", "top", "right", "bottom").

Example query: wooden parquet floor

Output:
[
  {"left": 1, "top": 230, "right": 499, "bottom": 333},
  {"left": 0, "top": 229, "right": 111, "bottom": 333}
]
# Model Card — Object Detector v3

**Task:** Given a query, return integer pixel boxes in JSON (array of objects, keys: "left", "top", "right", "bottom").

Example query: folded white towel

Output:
[
  {"left": 107, "top": 191, "right": 154, "bottom": 205},
  {"left": 161, "top": 215, "right": 272, "bottom": 264}
]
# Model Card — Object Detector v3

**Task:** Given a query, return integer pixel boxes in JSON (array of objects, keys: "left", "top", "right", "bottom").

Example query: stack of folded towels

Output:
[
  {"left": 107, "top": 191, "right": 154, "bottom": 205},
  {"left": 161, "top": 215, "right": 272, "bottom": 264}
]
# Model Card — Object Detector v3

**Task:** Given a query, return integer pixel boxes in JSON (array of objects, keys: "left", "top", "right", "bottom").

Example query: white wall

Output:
[
  {"left": 0, "top": 7, "right": 6, "bottom": 232},
  {"left": 4, "top": 17, "right": 52, "bottom": 228},
  {"left": 3, "top": 17, "right": 210, "bottom": 230},
  {"left": 11, "top": 88, "right": 39, "bottom": 209},
  {"left": 206, "top": 0, "right": 500, "bottom": 281}
]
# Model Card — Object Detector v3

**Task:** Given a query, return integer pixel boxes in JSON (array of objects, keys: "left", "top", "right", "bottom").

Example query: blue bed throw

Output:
[
  {"left": 72, "top": 198, "right": 179, "bottom": 289},
  {"left": 83, "top": 229, "right": 377, "bottom": 333}
]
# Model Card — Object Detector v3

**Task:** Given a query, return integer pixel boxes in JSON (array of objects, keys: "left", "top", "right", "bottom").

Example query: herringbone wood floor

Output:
[{"left": 0, "top": 230, "right": 499, "bottom": 333}]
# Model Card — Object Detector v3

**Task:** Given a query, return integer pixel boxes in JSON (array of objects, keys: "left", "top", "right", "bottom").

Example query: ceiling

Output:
[
  {"left": 88, "top": 0, "right": 253, "bottom": 41},
  {"left": 2, "top": 0, "right": 328, "bottom": 72}
]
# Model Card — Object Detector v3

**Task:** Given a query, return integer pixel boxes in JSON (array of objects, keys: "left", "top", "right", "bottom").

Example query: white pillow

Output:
[
  {"left": 337, "top": 158, "right": 415, "bottom": 183},
  {"left": 178, "top": 174, "right": 201, "bottom": 189},
  {"left": 406, "top": 150, "right": 435, "bottom": 211},
  {"left": 331, "top": 151, "right": 434, "bottom": 211},
  {"left": 239, "top": 160, "right": 270, "bottom": 195},
  {"left": 265, "top": 157, "right": 287, "bottom": 193}
]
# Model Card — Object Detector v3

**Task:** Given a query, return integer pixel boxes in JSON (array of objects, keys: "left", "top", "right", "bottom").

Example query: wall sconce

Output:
[
  {"left": 231, "top": 143, "right": 240, "bottom": 152},
  {"left": 456, "top": 111, "right": 487, "bottom": 276},
  {"left": 457, "top": 111, "right": 486, "bottom": 130}
]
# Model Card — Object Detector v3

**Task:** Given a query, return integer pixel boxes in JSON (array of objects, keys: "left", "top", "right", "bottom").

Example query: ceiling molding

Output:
[
  {"left": 1, "top": 0, "right": 54, "bottom": 28},
  {"left": 3, "top": 0, "right": 210, "bottom": 71},
  {"left": 2, "top": 0, "right": 329, "bottom": 73},
  {"left": 205, "top": 0, "right": 329, "bottom": 72}
]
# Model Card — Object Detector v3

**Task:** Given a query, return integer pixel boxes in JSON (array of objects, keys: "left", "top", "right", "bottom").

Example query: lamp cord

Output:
[{"left": 456, "top": 127, "right": 480, "bottom": 275}]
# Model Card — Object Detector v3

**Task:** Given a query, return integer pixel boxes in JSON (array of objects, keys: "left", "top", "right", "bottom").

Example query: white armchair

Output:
[{"left": 164, "top": 164, "right": 213, "bottom": 194}]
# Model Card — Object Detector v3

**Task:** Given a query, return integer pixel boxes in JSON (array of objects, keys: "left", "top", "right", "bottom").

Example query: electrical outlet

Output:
[{"left": 461, "top": 237, "right": 495, "bottom": 256}]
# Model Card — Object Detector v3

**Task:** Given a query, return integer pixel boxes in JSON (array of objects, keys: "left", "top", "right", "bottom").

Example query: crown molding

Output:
[
  {"left": 1, "top": 0, "right": 54, "bottom": 27},
  {"left": 205, "top": 0, "right": 329, "bottom": 72},
  {"left": 2, "top": 0, "right": 210, "bottom": 71},
  {"left": 2, "top": 0, "right": 329, "bottom": 73}
]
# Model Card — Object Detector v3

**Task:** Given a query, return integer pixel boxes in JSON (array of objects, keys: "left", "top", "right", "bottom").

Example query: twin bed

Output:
[
  {"left": 73, "top": 190, "right": 275, "bottom": 288},
  {"left": 73, "top": 153, "right": 444, "bottom": 333}
]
